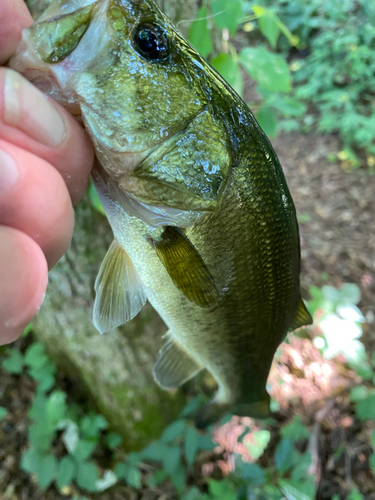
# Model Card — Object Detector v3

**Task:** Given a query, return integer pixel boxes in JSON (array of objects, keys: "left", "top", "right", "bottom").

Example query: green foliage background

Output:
[{"left": 187, "top": 0, "right": 375, "bottom": 169}]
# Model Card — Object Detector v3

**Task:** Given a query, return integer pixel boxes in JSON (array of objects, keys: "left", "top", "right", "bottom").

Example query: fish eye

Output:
[{"left": 133, "top": 23, "right": 169, "bottom": 61}]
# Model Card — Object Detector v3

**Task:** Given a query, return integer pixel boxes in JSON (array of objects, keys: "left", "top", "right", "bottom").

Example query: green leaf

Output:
[
  {"left": 71, "top": 440, "right": 97, "bottom": 462},
  {"left": 88, "top": 180, "right": 105, "bottom": 215},
  {"left": 279, "top": 119, "right": 300, "bottom": 133},
  {"left": 127, "top": 451, "right": 142, "bottom": 466},
  {"left": 171, "top": 464, "right": 187, "bottom": 492},
  {"left": 281, "top": 416, "right": 310, "bottom": 442},
  {"left": 279, "top": 478, "right": 316, "bottom": 500},
  {"left": 57, "top": 456, "right": 76, "bottom": 489},
  {"left": 182, "top": 486, "right": 202, "bottom": 500},
  {"left": 271, "top": 97, "right": 307, "bottom": 117},
  {"left": 347, "top": 487, "right": 365, "bottom": 500},
  {"left": 244, "top": 430, "right": 270, "bottom": 460},
  {"left": 188, "top": 7, "right": 212, "bottom": 58},
  {"left": 27, "top": 391, "right": 57, "bottom": 452},
  {"left": 291, "top": 453, "right": 312, "bottom": 482},
  {"left": 240, "top": 47, "right": 291, "bottom": 92},
  {"left": 80, "top": 414, "right": 108, "bottom": 438},
  {"left": 24, "top": 343, "right": 49, "bottom": 369},
  {"left": 211, "top": 53, "right": 243, "bottom": 96},
  {"left": 198, "top": 433, "right": 216, "bottom": 450},
  {"left": 160, "top": 419, "right": 186, "bottom": 443},
  {"left": 28, "top": 360, "right": 56, "bottom": 381},
  {"left": 141, "top": 441, "right": 170, "bottom": 461},
  {"left": 22, "top": 322, "right": 33, "bottom": 336},
  {"left": 241, "top": 462, "right": 266, "bottom": 485},
  {"left": 115, "top": 462, "right": 141, "bottom": 489},
  {"left": 321, "top": 285, "right": 340, "bottom": 304},
  {"left": 298, "top": 213, "right": 311, "bottom": 223},
  {"left": 21, "top": 448, "right": 41, "bottom": 474},
  {"left": 37, "top": 454, "right": 58, "bottom": 490},
  {"left": 350, "top": 386, "right": 369, "bottom": 402},
  {"left": 274, "top": 438, "right": 295, "bottom": 473},
  {"left": 211, "top": 0, "right": 243, "bottom": 35},
  {"left": 369, "top": 452, "right": 375, "bottom": 474},
  {"left": 46, "top": 390, "right": 67, "bottom": 429},
  {"left": 28, "top": 422, "right": 54, "bottom": 453},
  {"left": 355, "top": 394, "right": 375, "bottom": 420},
  {"left": 38, "top": 374, "right": 56, "bottom": 393},
  {"left": 162, "top": 445, "right": 181, "bottom": 474},
  {"left": 184, "top": 426, "right": 201, "bottom": 468},
  {"left": 105, "top": 432, "right": 123, "bottom": 449},
  {"left": 257, "top": 8, "right": 280, "bottom": 48},
  {"left": 208, "top": 478, "right": 237, "bottom": 500},
  {"left": 147, "top": 469, "right": 168, "bottom": 487},
  {"left": 307, "top": 285, "right": 324, "bottom": 315},
  {"left": 339, "top": 283, "right": 361, "bottom": 305},
  {"left": 256, "top": 106, "right": 278, "bottom": 136},
  {"left": 0, "top": 406, "right": 9, "bottom": 421},
  {"left": 179, "top": 396, "right": 203, "bottom": 418},
  {"left": 76, "top": 461, "right": 99, "bottom": 492},
  {"left": 2, "top": 349, "right": 24, "bottom": 374}
]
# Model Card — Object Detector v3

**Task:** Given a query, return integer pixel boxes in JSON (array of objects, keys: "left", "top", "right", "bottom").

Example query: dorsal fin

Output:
[
  {"left": 93, "top": 239, "right": 147, "bottom": 333},
  {"left": 289, "top": 298, "right": 313, "bottom": 331},
  {"left": 153, "top": 334, "right": 203, "bottom": 390},
  {"left": 152, "top": 226, "right": 219, "bottom": 308}
]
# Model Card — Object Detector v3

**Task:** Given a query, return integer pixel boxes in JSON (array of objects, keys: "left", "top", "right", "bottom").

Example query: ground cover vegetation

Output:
[
  {"left": 1, "top": 281, "right": 374, "bottom": 499},
  {"left": 1, "top": 0, "right": 375, "bottom": 499}
]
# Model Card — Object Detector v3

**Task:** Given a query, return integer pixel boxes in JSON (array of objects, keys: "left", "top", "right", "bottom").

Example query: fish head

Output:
[
  {"left": 13, "top": 0, "right": 205, "bottom": 151},
  {"left": 11, "top": 0, "right": 231, "bottom": 225}
]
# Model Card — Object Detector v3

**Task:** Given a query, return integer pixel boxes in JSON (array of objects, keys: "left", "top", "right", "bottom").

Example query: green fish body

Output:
[{"left": 11, "top": 0, "right": 312, "bottom": 426}]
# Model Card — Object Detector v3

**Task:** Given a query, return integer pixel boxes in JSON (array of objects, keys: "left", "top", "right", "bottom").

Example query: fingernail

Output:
[
  {"left": 0, "top": 149, "right": 18, "bottom": 197},
  {"left": 4, "top": 69, "right": 66, "bottom": 148}
]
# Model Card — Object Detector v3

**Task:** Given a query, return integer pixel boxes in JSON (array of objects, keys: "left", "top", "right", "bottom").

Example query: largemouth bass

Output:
[{"left": 11, "top": 0, "right": 312, "bottom": 426}]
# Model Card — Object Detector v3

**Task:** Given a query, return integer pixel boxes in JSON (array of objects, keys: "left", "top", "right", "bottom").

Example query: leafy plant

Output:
[
  {"left": 188, "top": 0, "right": 303, "bottom": 137},
  {"left": 262, "top": 0, "right": 375, "bottom": 168},
  {"left": 2, "top": 341, "right": 118, "bottom": 493},
  {"left": 2, "top": 279, "right": 374, "bottom": 499}
]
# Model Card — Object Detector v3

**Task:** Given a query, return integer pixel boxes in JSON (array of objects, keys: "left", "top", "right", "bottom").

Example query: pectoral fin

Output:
[
  {"left": 153, "top": 334, "right": 203, "bottom": 390},
  {"left": 152, "top": 226, "right": 219, "bottom": 308},
  {"left": 289, "top": 298, "right": 313, "bottom": 331},
  {"left": 93, "top": 240, "right": 147, "bottom": 333}
]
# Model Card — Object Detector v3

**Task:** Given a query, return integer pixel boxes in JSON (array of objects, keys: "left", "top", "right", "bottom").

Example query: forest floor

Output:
[{"left": 1, "top": 128, "right": 375, "bottom": 500}]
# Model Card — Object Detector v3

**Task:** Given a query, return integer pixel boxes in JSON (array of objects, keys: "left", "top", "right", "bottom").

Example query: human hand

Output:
[{"left": 0, "top": 0, "right": 94, "bottom": 344}]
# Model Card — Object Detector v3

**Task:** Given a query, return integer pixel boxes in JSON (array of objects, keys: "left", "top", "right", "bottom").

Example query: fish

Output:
[{"left": 10, "top": 0, "right": 312, "bottom": 427}]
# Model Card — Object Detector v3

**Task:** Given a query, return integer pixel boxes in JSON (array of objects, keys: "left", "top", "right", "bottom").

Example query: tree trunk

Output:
[{"left": 26, "top": 0, "right": 201, "bottom": 450}]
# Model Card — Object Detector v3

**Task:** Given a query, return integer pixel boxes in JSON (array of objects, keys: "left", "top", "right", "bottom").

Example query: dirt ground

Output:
[
  {"left": 1, "top": 129, "right": 375, "bottom": 499},
  {"left": 274, "top": 132, "right": 375, "bottom": 346}
]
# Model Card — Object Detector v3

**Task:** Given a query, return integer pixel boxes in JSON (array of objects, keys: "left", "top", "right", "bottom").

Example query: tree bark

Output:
[{"left": 26, "top": 0, "right": 201, "bottom": 450}]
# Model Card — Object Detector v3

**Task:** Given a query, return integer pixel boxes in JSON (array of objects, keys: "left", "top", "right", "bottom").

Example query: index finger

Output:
[{"left": 0, "top": 0, "right": 33, "bottom": 64}]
